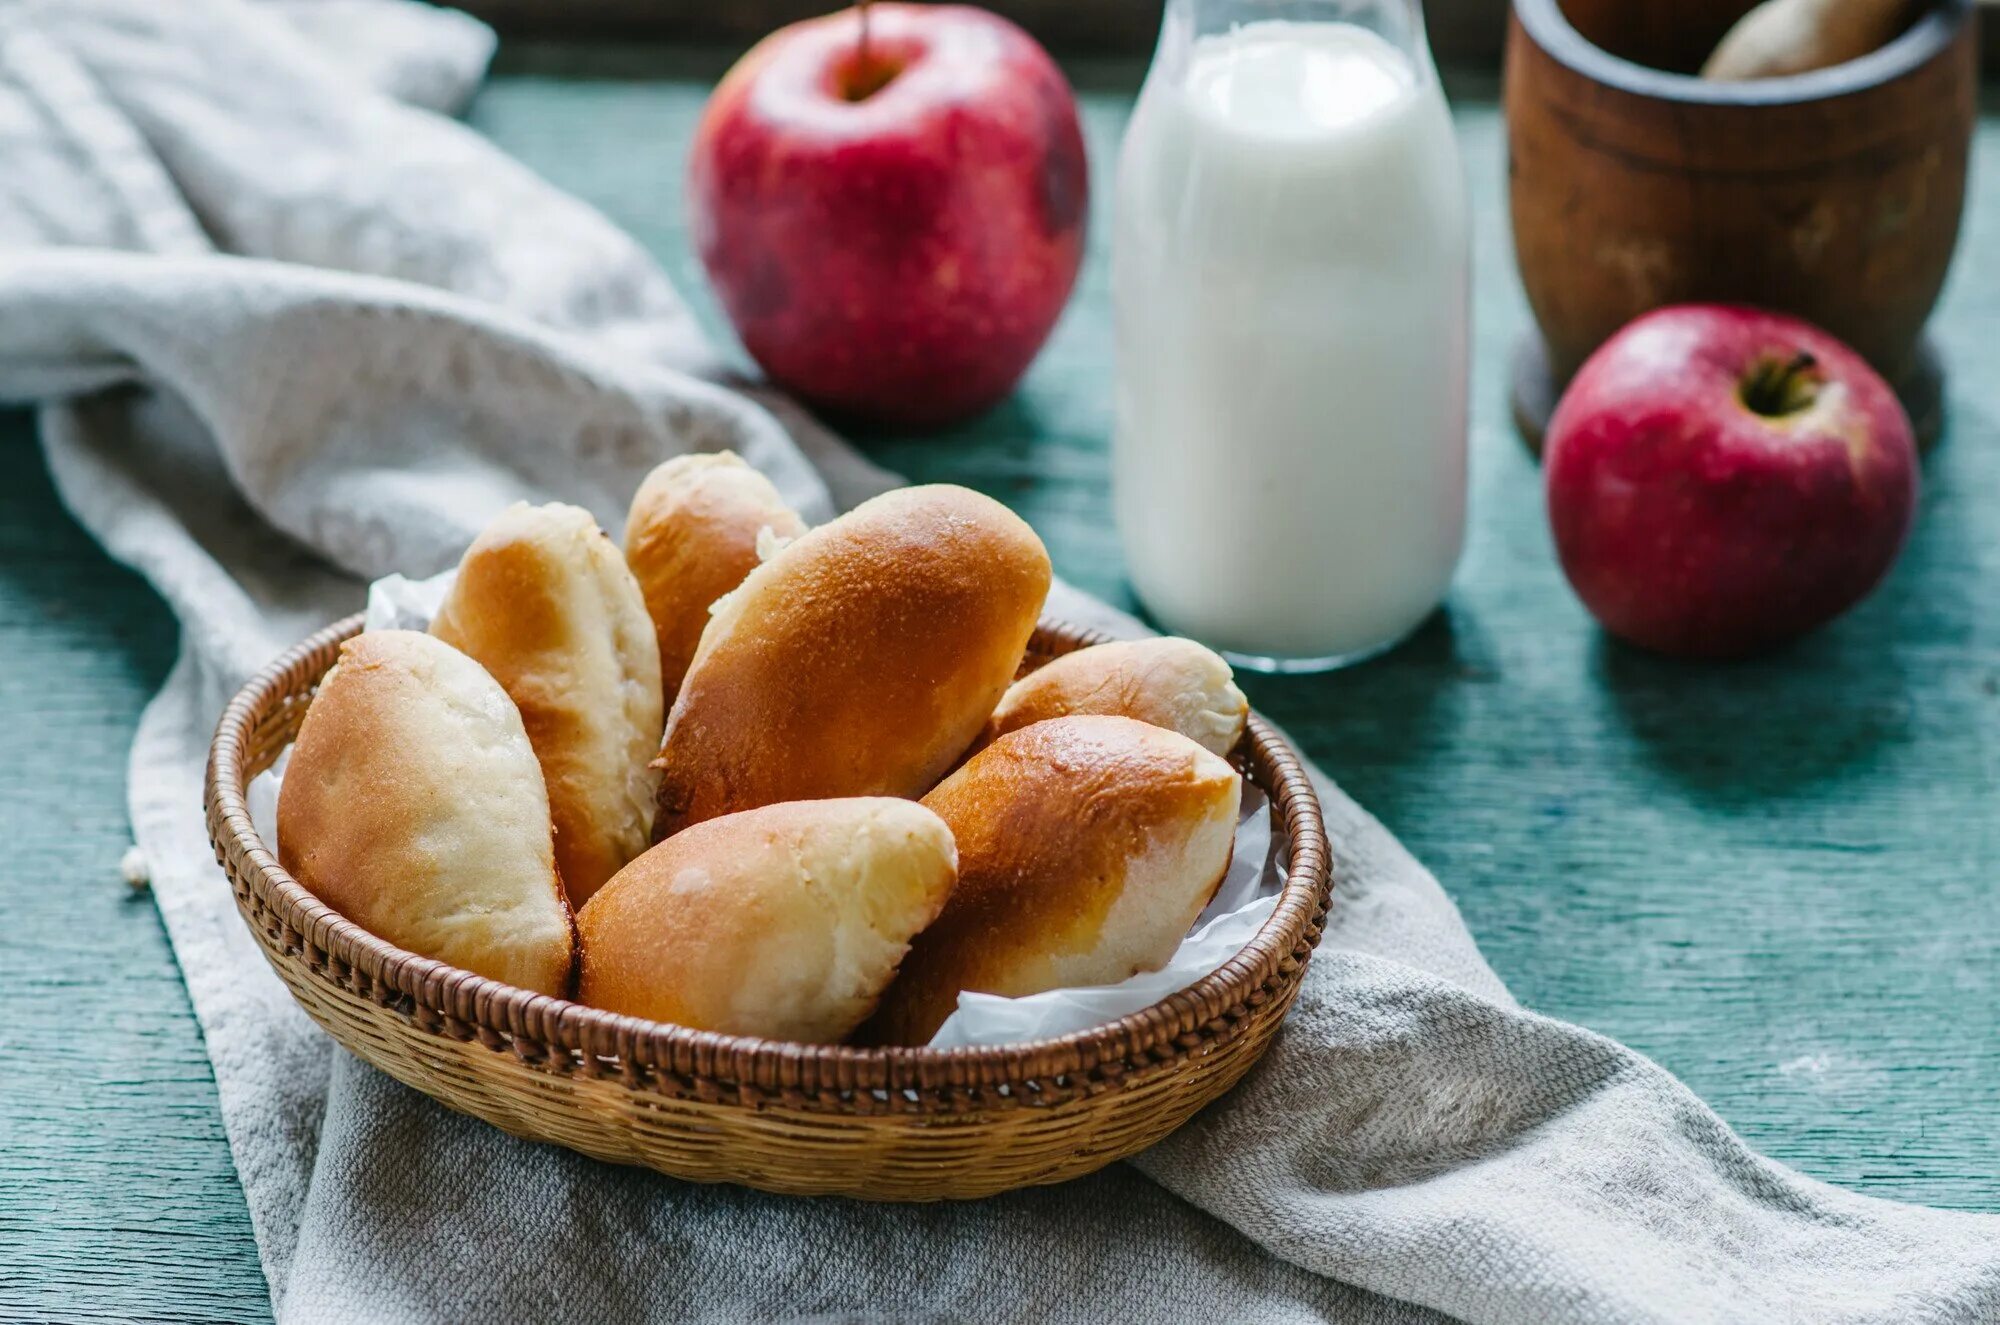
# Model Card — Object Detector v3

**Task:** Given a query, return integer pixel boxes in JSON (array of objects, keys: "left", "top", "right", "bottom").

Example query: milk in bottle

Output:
[{"left": 1113, "top": 0, "right": 1470, "bottom": 669}]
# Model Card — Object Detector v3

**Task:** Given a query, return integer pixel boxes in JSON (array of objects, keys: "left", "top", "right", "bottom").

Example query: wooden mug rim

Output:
[{"left": 1512, "top": 0, "right": 1972, "bottom": 108}]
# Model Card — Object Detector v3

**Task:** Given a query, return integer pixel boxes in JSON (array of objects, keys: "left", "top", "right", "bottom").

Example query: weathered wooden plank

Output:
[
  {"left": 474, "top": 51, "right": 1997, "bottom": 1209},
  {"left": 447, "top": 1, "right": 2000, "bottom": 77},
  {"left": 2, "top": 46, "right": 1994, "bottom": 1323},
  {"left": 0, "top": 414, "right": 271, "bottom": 1322}
]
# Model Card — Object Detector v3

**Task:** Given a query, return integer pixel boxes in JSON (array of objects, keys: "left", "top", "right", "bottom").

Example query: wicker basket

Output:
[{"left": 205, "top": 614, "right": 1332, "bottom": 1200}]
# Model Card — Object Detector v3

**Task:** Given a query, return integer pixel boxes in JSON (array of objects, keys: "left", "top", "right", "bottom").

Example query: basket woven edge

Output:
[{"left": 206, "top": 613, "right": 1333, "bottom": 1108}]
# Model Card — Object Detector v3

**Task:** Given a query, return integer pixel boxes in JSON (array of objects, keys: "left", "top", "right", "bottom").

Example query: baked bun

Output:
[
  {"left": 861, "top": 715, "right": 1240, "bottom": 1046},
  {"left": 623, "top": 451, "right": 807, "bottom": 699},
  {"left": 576, "top": 798, "right": 958, "bottom": 1042},
  {"left": 430, "top": 502, "right": 664, "bottom": 908},
  {"left": 653, "top": 485, "right": 1052, "bottom": 838},
  {"left": 984, "top": 637, "right": 1248, "bottom": 756},
  {"left": 276, "top": 631, "right": 573, "bottom": 995}
]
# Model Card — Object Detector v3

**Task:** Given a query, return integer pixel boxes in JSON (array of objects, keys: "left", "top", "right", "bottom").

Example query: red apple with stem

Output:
[
  {"left": 688, "top": 2, "right": 1088, "bottom": 429},
  {"left": 1544, "top": 305, "right": 1918, "bottom": 659}
]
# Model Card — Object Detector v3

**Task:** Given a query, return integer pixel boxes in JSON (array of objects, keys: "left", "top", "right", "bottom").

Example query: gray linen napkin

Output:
[{"left": 3, "top": 2, "right": 1995, "bottom": 1321}]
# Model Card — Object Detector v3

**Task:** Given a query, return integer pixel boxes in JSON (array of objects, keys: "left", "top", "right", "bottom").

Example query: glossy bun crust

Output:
[
  {"left": 623, "top": 451, "right": 807, "bottom": 700},
  {"left": 861, "top": 715, "right": 1240, "bottom": 1045},
  {"left": 652, "top": 485, "right": 1051, "bottom": 838},
  {"left": 984, "top": 636, "right": 1248, "bottom": 756}
]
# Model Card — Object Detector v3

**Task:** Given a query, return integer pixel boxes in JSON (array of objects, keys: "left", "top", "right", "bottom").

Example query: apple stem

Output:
[
  {"left": 837, "top": 0, "right": 900, "bottom": 102},
  {"left": 1741, "top": 350, "right": 1823, "bottom": 418}
]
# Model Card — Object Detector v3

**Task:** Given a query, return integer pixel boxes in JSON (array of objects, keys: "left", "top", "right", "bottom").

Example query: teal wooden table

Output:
[{"left": 2, "top": 49, "right": 1995, "bottom": 1322}]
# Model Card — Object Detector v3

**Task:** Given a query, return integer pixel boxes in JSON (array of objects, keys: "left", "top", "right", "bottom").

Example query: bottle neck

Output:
[{"left": 1157, "top": 0, "right": 1434, "bottom": 74}]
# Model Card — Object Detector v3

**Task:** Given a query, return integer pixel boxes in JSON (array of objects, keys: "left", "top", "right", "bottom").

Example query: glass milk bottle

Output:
[{"left": 1112, "top": 0, "right": 1470, "bottom": 671}]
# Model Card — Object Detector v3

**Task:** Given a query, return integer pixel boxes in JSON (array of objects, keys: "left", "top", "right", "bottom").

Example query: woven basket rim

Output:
[{"left": 206, "top": 613, "right": 1332, "bottom": 1096}]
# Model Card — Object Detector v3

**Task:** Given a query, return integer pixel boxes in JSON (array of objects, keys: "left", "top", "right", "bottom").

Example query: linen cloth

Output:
[{"left": 2, "top": 2, "right": 1995, "bottom": 1321}]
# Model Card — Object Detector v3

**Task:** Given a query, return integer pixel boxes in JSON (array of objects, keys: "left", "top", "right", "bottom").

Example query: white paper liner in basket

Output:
[{"left": 247, "top": 571, "right": 1287, "bottom": 1051}]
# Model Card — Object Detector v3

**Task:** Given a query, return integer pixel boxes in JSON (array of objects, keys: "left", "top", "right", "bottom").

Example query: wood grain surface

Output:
[
  {"left": 451, "top": 0, "right": 2000, "bottom": 73},
  {"left": 0, "top": 416, "right": 268, "bottom": 1321},
  {"left": 453, "top": 0, "right": 1510, "bottom": 63},
  {"left": 1, "top": 47, "right": 1993, "bottom": 1323}
]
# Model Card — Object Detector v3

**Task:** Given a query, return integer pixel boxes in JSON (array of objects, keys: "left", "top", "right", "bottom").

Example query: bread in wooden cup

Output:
[
  {"left": 652, "top": 484, "right": 1051, "bottom": 838},
  {"left": 275, "top": 630, "right": 574, "bottom": 996},
  {"left": 623, "top": 451, "right": 807, "bottom": 701},
  {"left": 860, "top": 714, "right": 1241, "bottom": 1045},
  {"left": 982, "top": 636, "right": 1248, "bottom": 757},
  {"left": 431, "top": 502, "right": 663, "bottom": 908},
  {"left": 576, "top": 798, "right": 958, "bottom": 1043}
]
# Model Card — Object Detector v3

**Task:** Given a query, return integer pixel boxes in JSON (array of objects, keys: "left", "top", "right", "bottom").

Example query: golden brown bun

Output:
[
  {"left": 860, "top": 715, "right": 1241, "bottom": 1046},
  {"left": 276, "top": 631, "right": 573, "bottom": 995},
  {"left": 984, "top": 637, "right": 1248, "bottom": 757},
  {"left": 576, "top": 798, "right": 958, "bottom": 1042},
  {"left": 622, "top": 452, "right": 807, "bottom": 699},
  {"left": 653, "top": 484, "right": 1052, "bottom": 838},
  {"left": 431, "top": 502, "right": 664, "bottom": 908}
]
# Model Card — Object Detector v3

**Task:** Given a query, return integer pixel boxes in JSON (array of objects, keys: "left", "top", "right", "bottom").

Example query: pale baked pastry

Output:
[
  {"left": 276, "top": 630, "right": 574, "bottom": 995},
  {"left": 431, "top": 502, "right": 664, "bottom": 908},
  {"left": 576, "top": 798, "right": 958, "bottom": 1042}
]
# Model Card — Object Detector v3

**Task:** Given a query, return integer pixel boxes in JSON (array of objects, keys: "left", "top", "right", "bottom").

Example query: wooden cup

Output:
[{"left": 1505, "top": 0, "right": 1977, "bottom": 450}]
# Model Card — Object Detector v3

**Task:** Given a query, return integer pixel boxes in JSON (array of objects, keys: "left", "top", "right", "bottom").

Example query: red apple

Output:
[
  {"left": 688, "top": 3, "right": 1088, "bottom": 429},
  {"left": 1544, "top": 305, "right": 1918, "bottom": 658}
]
